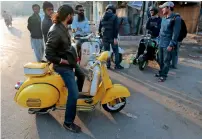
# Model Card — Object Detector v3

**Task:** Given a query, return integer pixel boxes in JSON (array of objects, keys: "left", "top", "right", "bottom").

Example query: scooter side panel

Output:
[
  {"left": 101, "top": 84, "right": 130, "bottom": 104},
  {"left": 16, "top": 84, "right": 59, "bottom": 108},
  {"left": 14, "top": 73, "right": 68, "bottom": 107}
]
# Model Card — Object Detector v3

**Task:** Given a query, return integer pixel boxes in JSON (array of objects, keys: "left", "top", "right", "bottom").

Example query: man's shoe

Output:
[
  {"left": 170, "top": 65, "right": 177, "bottom": 69},
  {"left": 158, "top": 76, "right": 166, "bottom": 82},
  {"left": 107, "top": 66, "right": 111, "bottom": 69},
  {"left": 63, "top": 123, "right": 81, "bottom": 133},
  {"left": 115, "top": 65, "right": 124, "bottom": 70}
]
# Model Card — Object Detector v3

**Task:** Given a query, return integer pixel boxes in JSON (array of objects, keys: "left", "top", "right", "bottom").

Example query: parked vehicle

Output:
[
  {"left": 134, "top": 34, "right": 159, "bottom": 70},
  {"left": 14, "top": 51, "right": 130, "bottom": 114}
]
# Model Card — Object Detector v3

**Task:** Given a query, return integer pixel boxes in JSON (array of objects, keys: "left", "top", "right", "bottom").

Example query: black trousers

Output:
[{"left": 75, "top": 64, "right": 85, "bottom": 92}]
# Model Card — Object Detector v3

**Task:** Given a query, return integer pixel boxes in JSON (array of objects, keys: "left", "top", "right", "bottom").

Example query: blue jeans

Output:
[
  {"left": 31, "top": 38, "right": 44, "bottom": 62},
  {"left": 171, "top": 43, "right": 179, "bottom": 67},
  {"left": 103, "top": 41, "right": 119, "bottom": 67},
  {"left": 159, "top": 47, "right": 172, "bottom": 78},
  {"left": 55, "top": 68, "right": 79, "bottom": 124}
]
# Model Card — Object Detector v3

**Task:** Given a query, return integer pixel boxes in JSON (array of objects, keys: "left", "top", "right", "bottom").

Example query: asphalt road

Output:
[{"left": 1, "top": 17, "right": 202, "bottom": 139}]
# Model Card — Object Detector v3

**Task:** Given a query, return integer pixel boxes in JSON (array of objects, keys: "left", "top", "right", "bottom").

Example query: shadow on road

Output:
[
  {"left": 35, "top": 113, "right": 76, "bottom": 139},
  {"left": 8, "top": 27, "right": 22, "bottom": 38},
  {"left": 35, "top": 108, "right": 133, "bottom": 139}
]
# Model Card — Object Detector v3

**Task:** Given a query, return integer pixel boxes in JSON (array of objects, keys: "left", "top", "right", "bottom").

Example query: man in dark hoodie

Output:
[
  {"left": 98, "top": 4, "right": 124, "bottom": 69},
  {"left": 42, "top": 1, "right": 54, "bottom": 43}
]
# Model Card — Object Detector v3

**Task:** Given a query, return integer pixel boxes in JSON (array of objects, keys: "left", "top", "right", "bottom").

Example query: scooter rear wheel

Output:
[{"left": 102, "top": 97, "right": 126, "bottom": 113}]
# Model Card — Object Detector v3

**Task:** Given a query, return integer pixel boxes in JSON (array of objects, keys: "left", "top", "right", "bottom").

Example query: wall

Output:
[
  {"left": 158, "top": 2, "right": 201, "bottom": 33},
  {"left": 174, "top": 3, "right": 201, "bottom": 33}
]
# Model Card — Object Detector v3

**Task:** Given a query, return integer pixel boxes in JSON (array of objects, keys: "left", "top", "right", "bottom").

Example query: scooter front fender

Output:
[{"left": 101, "top": 84, "right": 130, "bottom": 104}]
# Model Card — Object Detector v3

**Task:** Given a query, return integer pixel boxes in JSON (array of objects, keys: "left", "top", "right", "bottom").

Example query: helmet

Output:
[
  {"left": 106, "top": 4, "right": 116, "bottom": 14},
  {"left": 150, "top": 6, "right": 159, "bottom": 15}
]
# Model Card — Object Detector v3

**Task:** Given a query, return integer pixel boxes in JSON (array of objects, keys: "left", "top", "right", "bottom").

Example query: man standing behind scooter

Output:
[
  {"left": 42, "top": 1, "right": 54, "bottom": 43},
  {"left": 155, "top": 2, "right": 181, "bottom": 82},
  {"left": 98, "top": 4, "right": 124, "bottom": 69},
  {"left": 27, "top": 4, "right": 44, "bottom": 62}
]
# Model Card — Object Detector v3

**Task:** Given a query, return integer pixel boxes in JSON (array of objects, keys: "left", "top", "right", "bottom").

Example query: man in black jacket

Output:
[
  {"left": 46, "top": 5, "right": 84, "bottom": 133},
  {"left": 42, "top": 1, "right": 54, "bottom": 43},
  {"left": 27, "top": 4, "right": 44, "bottom": 62},
  {"left": 146, "top": 6, "right": 162, "bottom": 39},
  {"left": 43, "top": 2, "right": 85, "bottom": 94},
  {"left": 99, "top": 4, "right": 124, "bottom": 69},
  {"left": 133, "top": 6, "right": 161, "bottom": 65}
]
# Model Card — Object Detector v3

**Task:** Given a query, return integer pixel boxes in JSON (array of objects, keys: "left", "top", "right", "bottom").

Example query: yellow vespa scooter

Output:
[{"left": 14, "top": 51, "right": 130, "bottom": 114}]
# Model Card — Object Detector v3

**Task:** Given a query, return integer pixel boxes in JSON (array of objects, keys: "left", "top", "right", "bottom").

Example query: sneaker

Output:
[
  {"left": 115, "top": 65, "right": 124, "bottom": 70},
  {"left": 154, "top": 73, "right": 161, "bottom": 77},
  {"left": 158, "top": 77, "right": 166, "bottom": 82},
  {"left": 63, "top": 123, "right": 81, "bottom": 133}
]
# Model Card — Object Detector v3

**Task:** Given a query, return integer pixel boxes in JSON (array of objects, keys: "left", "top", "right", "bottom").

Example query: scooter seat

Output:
[
  {"left": 24, "top": 62, "right": 49, "bottom": 77},
  {"left": 24, "top": 62, "right": 48, "bottom": 69}
]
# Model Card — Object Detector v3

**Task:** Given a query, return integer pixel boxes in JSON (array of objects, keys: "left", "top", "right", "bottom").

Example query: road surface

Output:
[{"left": 1, "top": 17, "right": 202, "bottom": 139}]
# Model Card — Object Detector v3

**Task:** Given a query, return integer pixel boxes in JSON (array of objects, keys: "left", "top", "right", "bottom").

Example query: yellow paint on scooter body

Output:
[{"left": 14, "top": 51, "right": 130, "bottom": 111}]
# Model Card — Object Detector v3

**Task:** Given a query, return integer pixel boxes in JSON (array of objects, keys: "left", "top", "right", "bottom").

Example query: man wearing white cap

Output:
[{"left": 155, "top": 1, "right": 181, "bottom": 82}]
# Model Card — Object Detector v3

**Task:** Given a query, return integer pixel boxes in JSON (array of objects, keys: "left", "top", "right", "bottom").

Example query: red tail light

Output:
[{"left": 15, "top": 81, "right": 23, "bottom": 90}]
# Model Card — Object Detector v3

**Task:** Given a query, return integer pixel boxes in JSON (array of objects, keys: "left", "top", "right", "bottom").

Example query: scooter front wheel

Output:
[
  {"left": 139, "top": 60, "right": 148, "bottom": 71},
  {"left": 102, "top": 97, "right": 126, "bottom": 113}
]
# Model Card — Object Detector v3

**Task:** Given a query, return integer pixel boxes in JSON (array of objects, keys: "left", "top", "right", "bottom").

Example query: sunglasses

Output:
[{"left": 79, "top": 9, "right": 84, "bottom": 12}]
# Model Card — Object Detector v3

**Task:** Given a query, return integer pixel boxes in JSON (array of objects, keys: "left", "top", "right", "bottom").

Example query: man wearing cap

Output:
[{"left": 155, "top": 2, "right": 181, "bottom": 82}]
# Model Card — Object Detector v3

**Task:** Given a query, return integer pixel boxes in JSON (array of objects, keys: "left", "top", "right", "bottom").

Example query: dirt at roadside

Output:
[
  {"left": 120, "top": 34, "right": 202, "bottom": 63},
  {"left": 180, "top": 34, "right": 202, "bottom": 62}
]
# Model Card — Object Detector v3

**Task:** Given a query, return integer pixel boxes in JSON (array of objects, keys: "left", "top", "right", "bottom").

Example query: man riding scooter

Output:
[
  {"left": 71, "top": 5, "right": 90, "bottom": 62},
  {"left": 2, "top": 11, "right": 12, "bottom": 27},
  {"left": 133, "top": 6, "right": 161, "bottom": 65}
]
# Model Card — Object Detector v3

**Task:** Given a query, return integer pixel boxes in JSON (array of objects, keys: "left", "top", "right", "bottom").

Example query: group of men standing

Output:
[
  {"left": 27, "top": 2, "right": 54, "bottom": 62},
  {"left": 134, "top": 1, "right": 183, "bottom": 82},
  {"left": 27, "top": 2, "right": 124, "bottom": 69},
  {"left": 26, "top": 1, "right": 184, "bottom": 133},
  {"left": 27, "top": 1, "right": 126, "bottom": 133}
]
